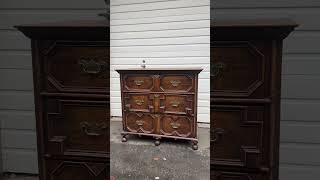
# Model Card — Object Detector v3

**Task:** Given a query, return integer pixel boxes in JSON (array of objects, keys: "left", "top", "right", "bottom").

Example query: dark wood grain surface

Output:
[
  {"left": 117, "top": 69, "right": 202, "bottom": 150},
  {"left": 16, "top": 20, "right": 110, "bottom": 180},
  {"left": 210, "top": 20, "right": 297, "bottom": 180}
]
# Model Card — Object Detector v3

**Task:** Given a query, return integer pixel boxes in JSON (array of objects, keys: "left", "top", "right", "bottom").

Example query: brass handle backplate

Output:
[
  {"left": 170, "top": 80, "right": 181, "bottom": 87},
  {"left": 79, "top": 59, "right": 106, "bottom": 75},
  {"left": 134, "top": 80, "right": 144, "bottom": 86},
  {"left": 135, "top": 99, "right": 145, "bottom": 106},
  {"left": 80, "top": 121, "right": 107, "bottom": 136},
  {"left": 170, "top": 122, "right": 181, "bottom": 129},
  {"left": 171, "top": 101, "right": 180, "bottom": 108},
  {"left": 136, "top": 120, "right": 144, "bottom": 126},
  {"left": 211, "top": 63, "right": 226, "bottom": 77}
]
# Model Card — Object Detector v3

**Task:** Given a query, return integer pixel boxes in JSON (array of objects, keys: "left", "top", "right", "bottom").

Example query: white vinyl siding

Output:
[
  {"left": 213, "top": 1, "right": 320, "bottom": 179},
  {"left": 0, "top": 0, "right": 106, "bottom": 174},
  {"left": 110, "top": 0, "right": 210, "bottom": 123}
]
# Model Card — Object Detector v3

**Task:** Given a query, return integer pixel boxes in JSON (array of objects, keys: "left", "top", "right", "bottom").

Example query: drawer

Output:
[
  {"left": 160, "top": 94, "right": 194, "bottom": 115},
  {"left": 124, "top": 93, "right": 154, "bottom": 113},
  {"left": 211, "top": 104, "right": 266, "bottom": 169},
  {"left": 45, "top": 159, "right": 108, "bottom": 180},
  {"left": 124, "top": 112, "right": 156, "bottom": 134},
  {"left": 44, "top": 42, "right": 109, "bottom": 93},
  {"left": 159, "top": 115, "right": 195, "bottom": 138},
  {"left": 45, "top": 99, "right": 109, "bottom": 156},
  {"left": 211, "top": 42, "right": 269, "bottom": 98},
  {"left": 160, "top": 115, "right": 196, "bottom": 138},
  {"left": 160, "top": 74, "right": 195, "bottom": 92},
  {"left": 211, "top": 170, "right": 267, "bottom": 180},
  {"left": 122, "top": 74, "right": 155, "bottom": 91}
]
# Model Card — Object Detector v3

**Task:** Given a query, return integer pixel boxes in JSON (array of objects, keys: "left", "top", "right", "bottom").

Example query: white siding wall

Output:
[
  {"left": 0, "top": 0, "right": 105, "bottom": 174},
  {"left": 213, "top": 0, "right": 320, "bottom": 179},
  {"left": 110, "top": 0, "right": 210, "bottom": 123}
]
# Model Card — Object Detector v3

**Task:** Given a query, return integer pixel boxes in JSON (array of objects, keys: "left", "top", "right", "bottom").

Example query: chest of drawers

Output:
[
  {"left": 16, "top": 20, "right": 110, "bottom": 180},
  {"left": 116, "top": 69, "right": 202, "bottom": 150},
  {"left": 210, "top": 20, "right": 297, "bottom": 180}
]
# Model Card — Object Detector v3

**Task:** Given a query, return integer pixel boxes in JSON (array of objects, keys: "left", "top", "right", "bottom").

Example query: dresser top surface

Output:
[
  {"left": 116, "top": 68, "right": 203, "bottom": 74},
  {"left": 211, "top": 18, "right": 298, "bottom": 40},
  {"left": 15, "top": 19, "right": 109, "bottom": 28},
  {"left": 15, "top": 19, "right": 109, "bottom": 40}
]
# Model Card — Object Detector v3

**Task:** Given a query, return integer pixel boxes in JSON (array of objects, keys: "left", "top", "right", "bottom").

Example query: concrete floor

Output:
[
  {"left": 110, "top": 121, "right": 210, "bottom": 180},
  {"left": 0, "top": 120, "right": 210, "bottom": 180},
  {"left": 0, "top": 174, "right": 38, "bottom": 180}
]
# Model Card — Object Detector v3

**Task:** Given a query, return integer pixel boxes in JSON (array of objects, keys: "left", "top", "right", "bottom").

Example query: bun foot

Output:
[
  {"left": 192, "top": 144, "right": 198, "bottom": 150},
  {"left": 192, "top": 141, "right": 198, "bottom": 150},
  {"left": 122, "top": 136, "right": 127, "bottom": 142},
  {"left": 155, "top": 140, "right": 161, "bottom": 146}
]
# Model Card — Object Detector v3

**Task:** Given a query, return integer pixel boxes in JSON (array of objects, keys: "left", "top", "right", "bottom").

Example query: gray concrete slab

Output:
[
  {"left": 0, "top": 174, "right": 38, "bottom": 180},
  {"left": 110, "top": 121, "right": 210, "bottom": 180}
]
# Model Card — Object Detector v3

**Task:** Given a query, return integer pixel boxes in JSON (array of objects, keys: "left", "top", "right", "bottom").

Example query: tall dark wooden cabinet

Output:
[
  {"left": 15, "top": 20, "right": 110, "bottom": 180},
  {"left": 210, "top": 20, "right": 298, "bottom": 180}
]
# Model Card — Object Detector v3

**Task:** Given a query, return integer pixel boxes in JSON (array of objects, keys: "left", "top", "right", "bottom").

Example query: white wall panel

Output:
[{"left": 110, "top": 0, "right": 210, "bottom": 122}]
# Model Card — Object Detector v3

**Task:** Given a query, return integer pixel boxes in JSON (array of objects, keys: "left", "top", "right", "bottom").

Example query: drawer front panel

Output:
[
  {"left": 211, "top": 105, "right": 265, "bottom": 169},
  {"left": 160, "top": 74, "right": 195, "bottom": 92},
  {"left": 124, "top": 93, "right": 153, "bottom": 113},
  {"left": 160, "top": 115, "right": 194, "bottom": 138},
  {"left": 123, "top": 74, "right": 154, "bottom": 91},
  {"left": 211, "top": 171, "right": 267, "bottom": 180},
  {"left": 160, "top": 95, "right": 194, "bottom": 115},
  {"left": 46, "top": 159, "right": 108, "bottom": 180},
  {"left": 124, "top": 112, "right": 156, "bottom": 134},
  {"left": 45, "top": 99, "right": 109, "bottom": 156},
  {"left": 211, "top": 42, "right": 268, "bottom": 98},
  {"left": 45, "top": 42, "right": 109, "bottom": 93}
]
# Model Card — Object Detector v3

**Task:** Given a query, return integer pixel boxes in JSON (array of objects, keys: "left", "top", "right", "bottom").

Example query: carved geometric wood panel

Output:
[
  {"left": 211, "top": 105, "right": 264, "bottom": 169},
  {"left": 211, "top": 42, "right": 265, "bottom": 97},
  {"left": 160, "top": 74, "right": 194, "bottom": 92},
  {"left": 123, "top": 74, "right": 155, "bottom": 91},
  {"left": 47, "top": 160, "right": 108, "bottom": 180},
  {"left": 160, "top": 94, "right": 194, "bottom": 115},
  {"left": 125, "top": 112, "right": 156, "bottom": 134},
  {"left": 45, "top": 42, "right": 109, "bottom": 93},
  {"left": 160, "top": 115, "right": 193, "bottom": 138},
  {"left": 46, "top": 99, "right": 109, "bottom": 157}
]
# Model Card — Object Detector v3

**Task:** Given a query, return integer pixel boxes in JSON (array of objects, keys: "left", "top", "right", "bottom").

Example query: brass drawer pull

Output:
[
  {"left": 211, "top": 63, "right": 226, "bottom": 77},
  {"left": 212, "top": 128, "right": 225, "bottom": 143},
  {"left": 79, "top": 59, "right": 106, "bottom": 75},
  {"left": 170, "top": 80, "right": 181, "bottom": 87},
  {"left": 134, "top": 80, "right": 144, "bottom": 86},
  {"left": 170, "top": 122, "right": 181, "bottom": 129},
  {"left": 80, "top": 121, "right": 107, "bottom": 136},
  {"left": 171, "top": 101, "right": 180, "bottom": 108},
  {"left": 135, "top": 99, "right": 145, "bottom": 106},
  {"left": 136, "top": 120, "right": 144, "bottom": 126}
]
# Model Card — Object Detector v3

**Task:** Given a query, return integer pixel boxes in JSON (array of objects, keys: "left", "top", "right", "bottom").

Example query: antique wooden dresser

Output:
[
  {"left": 210, "top": 20, "right": 298, "bottom": 180},
  {"left": 116, "top": 69, "right": 202, "bottom": 150},
  {"left": 16, "top": 20, "right": 110, "bottom": 180}
]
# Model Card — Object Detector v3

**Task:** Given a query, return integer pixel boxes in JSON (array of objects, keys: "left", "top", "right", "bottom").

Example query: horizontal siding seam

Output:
[
  {"left": 112, "top": 5, "right": 208, "bottom": 14},
  {"left": 111, "top": 0, "right": 181, "bottom": 7},
  {"left": 111, "top": 18, "right": 210, "bottom": 26}
]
